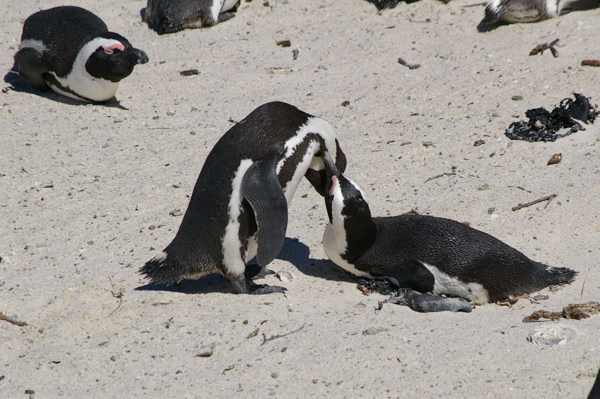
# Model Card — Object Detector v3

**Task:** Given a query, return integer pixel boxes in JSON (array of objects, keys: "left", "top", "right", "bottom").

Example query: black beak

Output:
[
  {"left": 322, "top": 151, "right": 341, "bottom": 201},
  {"left": 123, "top": 48, "right": 149, "bottom": 65}
]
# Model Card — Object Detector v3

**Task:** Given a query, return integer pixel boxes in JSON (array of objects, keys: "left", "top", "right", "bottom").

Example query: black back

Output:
[{"left": 21, "top": 6, "right": 116, "bottom": 77}]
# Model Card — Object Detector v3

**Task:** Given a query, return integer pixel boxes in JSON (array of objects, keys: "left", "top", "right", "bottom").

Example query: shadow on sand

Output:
[
  {"left": 135, "top": 237, "right": 357, "bottom": 295},
  {"left": 3, "top": 68, "right": 128, "bottom": 110}
]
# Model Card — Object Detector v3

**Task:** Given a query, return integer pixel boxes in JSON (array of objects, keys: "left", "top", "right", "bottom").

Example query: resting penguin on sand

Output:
[
  {"left": 144, "top": 0, "right": 240, "bottom": 34},
  {"left": 14, "top": 6, "right": 149, "bottom": 103},
  {"left": 140, "top": 102, "right": 347, "bottom": 294},
  {"left": 320, "top": 152, "right": 577, "bottom": 311},
  {"left": 481, "top": 0, "right": 600, "bottom": 25}
]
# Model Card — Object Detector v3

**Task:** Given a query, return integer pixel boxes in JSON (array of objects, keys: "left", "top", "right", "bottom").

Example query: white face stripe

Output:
[
  {"left": 49, "top": 37, "right": 122, "bottom": 102},
  {"left": 20, "top": 39, "right": 46, "bottom": 52},
  {"left": 221, "top": 159, "right": 254, "bottom": 276},
  {"left": 422, "top": 263, "right": 490, "bottom": 302},
  {"left": 276, "top": 116, "right": 338, "bottom": 174},
  {"left": 282, "top": 140, "right": 320, "bottom": 204}
]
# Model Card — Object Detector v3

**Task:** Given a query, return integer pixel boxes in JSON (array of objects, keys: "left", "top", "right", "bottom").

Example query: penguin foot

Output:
[
  {"left": 385, "top": 289, "right": 472, "bottom": 313},
  {"left": 231, "top": 274, "right": 286, "bottom": 294},
  {"left": 248, "top": 284, "right": 287, "bottom": 295}
]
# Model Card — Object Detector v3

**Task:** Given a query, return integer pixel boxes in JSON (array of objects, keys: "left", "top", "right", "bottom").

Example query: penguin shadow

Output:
[
  {"left": 135, "top": 238, "right": 356, "bottom": 295},
  {"left": 3, "top": 68, "right": 128, "bottom": 110},
  {"left": 276, "top": 237, "right": 357, "bottom": 284}
]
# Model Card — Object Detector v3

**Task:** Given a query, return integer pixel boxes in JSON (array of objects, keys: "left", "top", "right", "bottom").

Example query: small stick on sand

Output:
[
  {"left": 511, "top": 194, "right": 557, "bottom": 211},
  {"left": 0, "top": 311, "right": 28, "bottom": 327},
  {"left": 398, "top": 58, "right": 421, "bottom": 70},
  {"left": 261, "top": 324, "right": 305, "bottom": 346},
  {"left": 581, "top": 268, "right": 591, "bottom": 300},
  {"left": 425, "top": 172, "right": 455, "bottom": 183},
  {"left": 108, "top": 277, "right": 124, "bottom": 316}
]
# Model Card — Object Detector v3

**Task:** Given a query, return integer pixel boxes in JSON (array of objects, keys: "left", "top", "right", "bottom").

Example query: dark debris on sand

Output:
[{"left": 505, "top": 93, "right": 598, "bottom": 142}]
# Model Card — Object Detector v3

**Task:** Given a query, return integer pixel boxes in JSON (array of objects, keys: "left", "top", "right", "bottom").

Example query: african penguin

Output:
[
  {"left": 140, "top": 101, "right": 347, "bottom": 294},
  {"left": 481, "top": 0, "right": 599, "bottom": 24},
  {"left": 320, "top": 152, "right": 577, "bottom": 305},
  {"left": 144, "top": 0, "right": 240, "bottom": 34},
  {"left": 14, "top": 6, "right": 149, "bottom": 102}
]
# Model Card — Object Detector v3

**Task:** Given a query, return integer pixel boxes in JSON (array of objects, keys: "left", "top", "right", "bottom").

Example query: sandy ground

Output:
[{"left": 1, "top": 0, "right": 600, "bottom": 397}]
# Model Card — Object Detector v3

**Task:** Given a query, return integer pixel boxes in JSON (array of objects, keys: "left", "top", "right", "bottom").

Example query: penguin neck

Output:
[
  {"left": 340, "top": 210, "right": 377, "bottom": 262},
  {"left": 323, "top": 202, "right": 377, "bottom": 264}
]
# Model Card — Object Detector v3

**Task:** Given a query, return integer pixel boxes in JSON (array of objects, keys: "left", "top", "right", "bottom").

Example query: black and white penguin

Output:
[
  {"left": 481, "top": 0, "right": 599, "bottom": 24},
  {"left": 320, "top": 152, "right": 577, "bottom": 304},
  {"left": 140, "top": 101, "right": 347, "bottom": 294},
  {"left": 144, "top": 0, "right": 240, "bottom": 35},
  {"left": 14, "top": 6, "right": 149, "bottom": 102}
]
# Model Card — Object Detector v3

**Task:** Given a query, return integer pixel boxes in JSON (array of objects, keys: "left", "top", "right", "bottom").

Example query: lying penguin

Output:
[
  {"left": 481, "top": 0, "right": 600, "bottom": 25},
  {"left": 14, "top": 6, "right": 149, "bottom": 103},
  {"left": 320, "top": 152, "right": 577, "bottom": 311},
  {"left": 140, "top": 101, "right": 347, "bottom": 294},
  {"left": 144, "top": 0, "right": 240, "bottom": 34}
]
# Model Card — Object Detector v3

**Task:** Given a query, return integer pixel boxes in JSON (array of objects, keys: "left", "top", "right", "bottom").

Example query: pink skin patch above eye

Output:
[
  {"left": 104, "top": 43, "right": 125, "bottom": 55},
  {"left": 329, "top": 176, "right": 338, "bottom": 197}
]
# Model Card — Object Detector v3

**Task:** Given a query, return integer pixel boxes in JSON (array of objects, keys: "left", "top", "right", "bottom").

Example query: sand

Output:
[{"left": 1, "top": 0, "right": 600, "bottom": 397}]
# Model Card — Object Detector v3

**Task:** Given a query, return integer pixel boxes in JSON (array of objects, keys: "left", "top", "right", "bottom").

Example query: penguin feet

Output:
[
  {"left": 248, "top": 284, "right": 287, "bottom": 295},
  {"left": 385, "top": 289, "right": 472, "bottom": 313},
  {"left": 231, "top": 273, "right": 286, "bottom": 295}
]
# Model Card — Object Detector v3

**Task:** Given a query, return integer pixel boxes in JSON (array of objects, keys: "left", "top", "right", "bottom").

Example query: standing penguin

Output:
[
  {"left": 14, "top": 6, "right": 149, "bottom": 102},
  {"left": 321, "top": 152, "right": 577, "bottom": 306},
  {"left": 144, "top": 0, "right": 240, "bottom": 34},
  {"left": 140, "top": 102, "right": 347, "bottom": 294}
]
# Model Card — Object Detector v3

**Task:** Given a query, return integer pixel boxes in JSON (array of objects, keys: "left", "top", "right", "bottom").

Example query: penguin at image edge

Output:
[
  {"left": 140, "top": 101, "right": 347, "bottom": 294},
  {"left": 14, "top": 6, "right": 148, "bottom": 102},
  {"left": 144, "top": 0, "right": 241, "bottom": 35}
]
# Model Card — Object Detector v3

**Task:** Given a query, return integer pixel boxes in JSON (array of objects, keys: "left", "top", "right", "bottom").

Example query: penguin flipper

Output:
[
  {"left": 369, "top": 259, "right": 436, "bottom": 294},
  {"left": 14, "top": 47, "right": 50, "bottom": 91},
  {"left": 242, "top": 147, "right": 288, "bottom": 267}
]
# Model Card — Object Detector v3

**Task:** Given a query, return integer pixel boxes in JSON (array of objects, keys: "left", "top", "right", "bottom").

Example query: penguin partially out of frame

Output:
[
  {"left": 14, "top": 6, "right": 148, "bottom": 103},
  {"left": 320, "top": 152, "right": 577, "bottom": 310},
  {"left": 481, "top": 0, "right": 600, "bottom": 25},
  {"left": 140, "top": 101, "right": 347, "bottom": 294},
  {"left": 144, "top": 0, "right": 240, "bottom": 35}
]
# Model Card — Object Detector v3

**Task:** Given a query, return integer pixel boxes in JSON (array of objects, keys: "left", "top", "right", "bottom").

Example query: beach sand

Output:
[{"left": 1, "top": 0, "right": 599, "bottom": 397}]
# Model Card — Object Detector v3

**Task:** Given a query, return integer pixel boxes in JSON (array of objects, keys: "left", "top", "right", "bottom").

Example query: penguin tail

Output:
[
  {"left": 543, "top": 265, "right": 578, "bottom": 286},
  {"left": 139, "top": 251, "right": 181, "bottom": 285}
]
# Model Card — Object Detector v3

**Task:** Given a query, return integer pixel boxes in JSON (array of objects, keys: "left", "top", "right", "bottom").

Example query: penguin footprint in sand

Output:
[
  {"left": 140, "top": 101, "right": 347, "bottom": 294},
  {"left": 321, "top": 152, "right": 577, "bottom": 312},
  {"left": 144, "top": 0, "right": 241, "bottom": 34},
  {"left": 14, "top": 6, "right": 149, "bottom": 103}
]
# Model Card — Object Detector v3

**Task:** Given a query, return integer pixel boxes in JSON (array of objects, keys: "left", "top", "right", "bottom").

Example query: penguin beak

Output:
[
  {"left": 323, "top": 151, "right": 339, "bottom": 183},
  {"left": 123, "top": 48, "right": 149, "bottom": 65}
]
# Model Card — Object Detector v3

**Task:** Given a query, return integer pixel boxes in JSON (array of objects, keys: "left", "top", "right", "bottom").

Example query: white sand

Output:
[{"left": 1, "top": 0, "right": 600, "bottom": 397}]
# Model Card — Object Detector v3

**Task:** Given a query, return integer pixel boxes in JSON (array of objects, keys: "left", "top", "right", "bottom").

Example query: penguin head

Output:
[
  {"left": 84, "top": 33, "right": 149, "bottom": 82},
  {"left": 322, "top": 152, "right": 371, "bottom": 226},
  {"left": 305, "top": 139, "right": 347, "bottom": 197}
]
